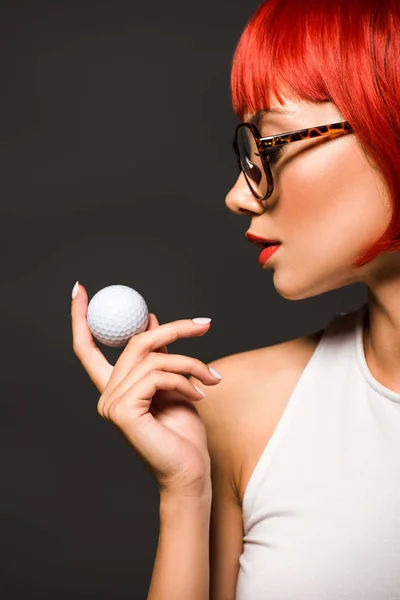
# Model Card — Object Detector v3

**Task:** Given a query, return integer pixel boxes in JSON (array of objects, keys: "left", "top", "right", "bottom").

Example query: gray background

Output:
[{"left": 1, "top": 1, "right": 366, "bottom": 598}]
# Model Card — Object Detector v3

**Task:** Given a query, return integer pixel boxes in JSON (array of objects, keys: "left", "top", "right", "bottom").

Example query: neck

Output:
[{"left": 363, "top": 286, "right": 400, "bottom": 394}]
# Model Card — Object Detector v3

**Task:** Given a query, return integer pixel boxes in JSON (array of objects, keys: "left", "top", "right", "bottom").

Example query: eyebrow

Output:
[{"left": 248, "top": 108, "right": 294, "bottom": 130}]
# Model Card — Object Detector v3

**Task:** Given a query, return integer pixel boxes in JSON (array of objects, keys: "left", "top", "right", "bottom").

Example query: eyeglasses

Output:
[{"left": 233, "top": 121, "right": 353, "bottom": 203}]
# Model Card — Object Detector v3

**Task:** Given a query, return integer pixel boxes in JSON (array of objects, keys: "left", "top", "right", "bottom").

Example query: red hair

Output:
[{"left": 230, "top": 0, "right": 400, "bottom": 267}]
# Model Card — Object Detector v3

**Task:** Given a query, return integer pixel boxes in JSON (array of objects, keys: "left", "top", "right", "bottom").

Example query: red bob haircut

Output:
[{"left": 230, "top": 0, "right": 400, "bottom": 267}]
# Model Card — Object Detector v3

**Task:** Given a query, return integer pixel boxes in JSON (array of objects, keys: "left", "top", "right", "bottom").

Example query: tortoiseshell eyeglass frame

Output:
[{"left": 233, "top": 120, "right": 353, "bottom": 202}]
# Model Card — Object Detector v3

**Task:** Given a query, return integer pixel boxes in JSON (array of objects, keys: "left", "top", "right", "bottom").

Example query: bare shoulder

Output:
[{"left": 196, "top": 325, "right": 326, "bottom": 506}]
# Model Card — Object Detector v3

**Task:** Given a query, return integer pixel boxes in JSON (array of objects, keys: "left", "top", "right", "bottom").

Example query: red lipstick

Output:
[
  {"left": 245, "top": 232, "right": 281, "bottom": 248},
  {"left": 245, "top": 231, "right": 282, "bottom": 267},
  {"left": 258, "top": 244, "right": 281, "bottom": 267}
]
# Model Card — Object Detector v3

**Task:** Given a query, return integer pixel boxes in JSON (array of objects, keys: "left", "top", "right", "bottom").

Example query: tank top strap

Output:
[{"left": 315, "top": 304, "right": 366, "bottom": 361}]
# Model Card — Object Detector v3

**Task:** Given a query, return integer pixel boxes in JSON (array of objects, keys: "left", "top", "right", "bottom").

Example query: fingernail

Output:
[
  {"left": 209, "top": 367, "right": 223, "bottom": 379},
  {"left": 72, "top": 281, "right": 79, "bottom": 299},
  {"left": 193, "top": 384, "right": 206, "bottom": 397},
  {"left": 192, "top": 318, "right": 211, "bottom": 325}
]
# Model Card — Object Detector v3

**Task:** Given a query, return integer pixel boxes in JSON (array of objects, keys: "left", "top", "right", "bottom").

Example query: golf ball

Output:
[{"left": 87, "top": 285, "right": 149, "bottom": 347}]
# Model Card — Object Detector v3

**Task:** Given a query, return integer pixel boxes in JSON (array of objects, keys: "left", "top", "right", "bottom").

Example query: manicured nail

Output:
[
  {"left": 193, "top": 384, "right": 206, "bottom": 397},
  {"left": 192, "top": 318, "right": 211, "bottom": 325},
  {"left": 209, "top": 367, "right": 223, "bottom": 379},
  {"left": 72, "top": 281, "right": 79, "bottom": 299}
]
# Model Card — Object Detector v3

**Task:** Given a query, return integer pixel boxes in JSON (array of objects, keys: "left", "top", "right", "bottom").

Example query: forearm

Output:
[{"left": 147, "top": 491, "right": 212, "bottom": 600}]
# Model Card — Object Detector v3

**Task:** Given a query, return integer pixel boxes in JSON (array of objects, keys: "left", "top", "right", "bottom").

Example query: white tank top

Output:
[{"left": 236, "top": 302, "right": 400, "bottom": 600}]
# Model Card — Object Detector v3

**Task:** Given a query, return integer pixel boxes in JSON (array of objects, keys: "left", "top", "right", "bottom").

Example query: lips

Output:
[
  {"left": 258, "top": 244, "right": 281, "bottom": 267},
  {"left": 245, "top": 231, "right": 282, "bottom": 249}
]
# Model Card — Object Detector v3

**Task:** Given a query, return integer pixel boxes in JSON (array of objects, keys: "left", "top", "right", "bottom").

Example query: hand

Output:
[{"left": 71, "top": 283, "right": 222, "bottom": 498}]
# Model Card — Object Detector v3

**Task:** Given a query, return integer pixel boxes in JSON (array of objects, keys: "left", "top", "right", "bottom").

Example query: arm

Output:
[
  {"left": 147, "top": 491, "right": 212, "bottom": 600},
  {"left": 147, "top": 354, "right": 244, "bottom": 600},
  {"left": 192, "top": 356, "right": 245, "bottom": 600}
]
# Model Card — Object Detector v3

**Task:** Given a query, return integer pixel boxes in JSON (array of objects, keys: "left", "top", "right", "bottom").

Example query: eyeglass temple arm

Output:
[{"left": 259, "top": 121, "right": 352, "bottom": 148}]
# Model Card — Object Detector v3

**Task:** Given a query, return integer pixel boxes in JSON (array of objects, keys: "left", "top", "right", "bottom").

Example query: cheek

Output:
[{"left": 278, "top": 141, "right": 390, "bottom": 263}]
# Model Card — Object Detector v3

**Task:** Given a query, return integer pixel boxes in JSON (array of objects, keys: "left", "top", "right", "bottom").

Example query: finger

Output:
[
  {"left": 99, "top": 312, "right": 169, "bottom": 403},
  {"left": 102, "top": 370, "right": 206, "bottom": 422},
  {"left": 116, "top": 317, "right": 211, "bottom": 376},
  {"left": 102, "top": 315, "right": 211, "bottom": 401},
  {"left": 71, "top": 282, "right": 113, "bottom": 392},
  {"left": 146, "top": 313, "right": 168, "bottom": 354},
  {"left": 98, "top": 352, "right": 221, "bottom": 414}
]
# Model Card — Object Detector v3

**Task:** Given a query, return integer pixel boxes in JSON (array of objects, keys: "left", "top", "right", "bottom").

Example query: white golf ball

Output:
[{"left": 87, "top": 285, "right": 149, "bottom": 347}]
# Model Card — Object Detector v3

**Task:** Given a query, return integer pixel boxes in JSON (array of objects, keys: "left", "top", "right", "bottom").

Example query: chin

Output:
[
  {"left": 272, "top": 273, "right": 302, "bottom": 301},
  {"left": 272, "top": 271, "right": 322, "bottom": 301}
]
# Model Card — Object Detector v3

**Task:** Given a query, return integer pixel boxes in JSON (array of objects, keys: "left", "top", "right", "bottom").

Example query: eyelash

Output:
[{"left": 257, "top": 146, "right": 285, "bottom": 165}]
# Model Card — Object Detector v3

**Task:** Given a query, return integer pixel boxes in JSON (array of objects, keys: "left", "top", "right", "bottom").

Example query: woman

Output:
[{"left": 71, "top": 0, "right": 400, "bottom": 598}]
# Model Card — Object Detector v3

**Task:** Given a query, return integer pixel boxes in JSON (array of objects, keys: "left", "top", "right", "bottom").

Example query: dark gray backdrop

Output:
[{"left": 1, "top": 1, "right": 366, "bottom": 598}]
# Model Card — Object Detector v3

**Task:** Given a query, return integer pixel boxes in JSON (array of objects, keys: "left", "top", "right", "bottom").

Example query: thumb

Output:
[{"left": 71, "top": 281, "right": 113, "bottom": 391}]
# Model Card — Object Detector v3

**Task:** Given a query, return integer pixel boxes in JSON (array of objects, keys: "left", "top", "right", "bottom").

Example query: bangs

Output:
[{"left": 231, "top": 0, "right": 357, "bottom": 120}]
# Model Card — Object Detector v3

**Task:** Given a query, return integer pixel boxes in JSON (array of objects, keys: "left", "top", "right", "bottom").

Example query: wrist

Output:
[
  {"left": 159, "top": 485, "right": 212, "bottom": 511},
  {"left": 159, "top": 475, "right": 212, "bottom": 503},
  {"left": 159, "top": 490, "right": 212, "bottom": 535}
]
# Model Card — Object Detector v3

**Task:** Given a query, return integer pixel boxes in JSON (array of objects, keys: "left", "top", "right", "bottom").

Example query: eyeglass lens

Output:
[{"left": 236, "top": 126, "right": 268, "bottom": 199}]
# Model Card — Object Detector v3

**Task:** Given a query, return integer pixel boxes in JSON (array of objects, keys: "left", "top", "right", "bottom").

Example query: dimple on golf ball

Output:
[{"left": 87, "top": 285, "right": 149, "bottom": 347}]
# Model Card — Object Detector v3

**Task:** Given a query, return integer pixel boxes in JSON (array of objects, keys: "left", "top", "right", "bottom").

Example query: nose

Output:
[{"left": 225, "top": 172, "right": 266, "bottom": 216}]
